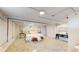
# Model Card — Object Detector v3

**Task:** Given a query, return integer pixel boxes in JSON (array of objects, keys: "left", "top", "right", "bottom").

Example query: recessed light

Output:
[
  {"left": 52, "top": 15, "right": 55, "bottom": 16},
  {"left": 40, "top": 11, "right": 45, "bottom": 15}
]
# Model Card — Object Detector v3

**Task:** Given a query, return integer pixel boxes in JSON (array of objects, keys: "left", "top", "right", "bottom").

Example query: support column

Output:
[{"left": 7, "top": 18, "right": 9, "bottom": 42}]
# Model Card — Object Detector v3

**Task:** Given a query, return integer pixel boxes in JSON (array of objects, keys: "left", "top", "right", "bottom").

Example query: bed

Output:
[{"left": 26, "top": 34, "right": 44, "bottom": 42}]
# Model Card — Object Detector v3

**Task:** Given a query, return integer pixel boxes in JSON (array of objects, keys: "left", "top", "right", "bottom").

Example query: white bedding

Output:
[{"left": 26, "top": 34, "right": 44, "bottom": 42}]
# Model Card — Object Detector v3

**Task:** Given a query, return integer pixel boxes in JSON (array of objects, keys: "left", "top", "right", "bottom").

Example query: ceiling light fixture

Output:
[{"left": 40, "top": 11, "right": 45, "bottom": 15}]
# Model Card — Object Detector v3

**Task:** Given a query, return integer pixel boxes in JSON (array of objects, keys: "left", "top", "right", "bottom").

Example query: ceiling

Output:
[{"left": 0, "top": 7, "right": 79, "bottom": 25}]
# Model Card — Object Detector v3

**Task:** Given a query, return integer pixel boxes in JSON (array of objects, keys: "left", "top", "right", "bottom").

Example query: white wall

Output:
[
  {"left": 68, "top": 14, "right": 79, "bottom": 51},
  {"left": 46, "top": 23, "right": 68, "bottom": 40},
  {"left": 41, "top": 25, "right": 47, "bottom": 36},
  {"left": 21, "top": 22, "right": 46, "bottom": 35},
  {"left": 8, "top": 19, "right": 22, "bottom": 42},
  {"left": 57, "top": 24, "right": 68, "bottom": 34},
  {"left": 0, "top": 18, "right": 7, "bottom": 46},
  {"left": 0, "top": 18, "right": 22, "bottom": 51},
  {"left": 46, "top": 25, "right": 57, "bottom": 39},
  {"left": 0, "top": 11, "right": 7, "bottom": 46}
]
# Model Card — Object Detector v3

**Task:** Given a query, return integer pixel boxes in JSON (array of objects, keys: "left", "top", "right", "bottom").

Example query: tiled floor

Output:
[{"left": 5, "top": 37, "right": 68, "bottom": 52}]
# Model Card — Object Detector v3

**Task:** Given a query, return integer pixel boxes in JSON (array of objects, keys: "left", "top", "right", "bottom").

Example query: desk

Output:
[{"left": 56, "top": 34, "right": 68, "bottom": 39}]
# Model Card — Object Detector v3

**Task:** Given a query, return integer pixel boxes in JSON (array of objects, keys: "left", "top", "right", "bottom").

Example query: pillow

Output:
[
  {"left": 32, "top": 37, "right": 38, "bottom": 42},
  {"left": 40, "top": 36, "right": 44, "bottom": 40}
]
